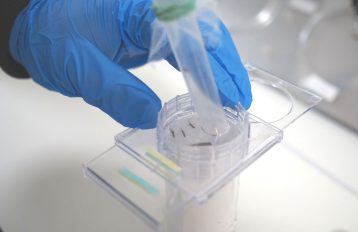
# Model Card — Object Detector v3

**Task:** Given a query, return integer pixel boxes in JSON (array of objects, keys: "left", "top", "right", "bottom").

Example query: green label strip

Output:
[{"left": 119, "top": 167, "right": 158, "bottom": 196}]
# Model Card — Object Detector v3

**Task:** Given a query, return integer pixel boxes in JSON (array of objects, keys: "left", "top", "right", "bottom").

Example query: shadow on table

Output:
[{"left": 3, "top": 154, "right": 148, "bottom": 232}]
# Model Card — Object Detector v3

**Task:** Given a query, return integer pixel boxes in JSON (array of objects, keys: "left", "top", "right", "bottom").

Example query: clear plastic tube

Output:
[{"left": 158, "top": 7, "right": 229, "bottom": 136}]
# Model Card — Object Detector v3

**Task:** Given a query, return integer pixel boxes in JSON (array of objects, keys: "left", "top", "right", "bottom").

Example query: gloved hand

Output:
[{"left": 10, "top": 0, "right": 252, "bottom": 129}]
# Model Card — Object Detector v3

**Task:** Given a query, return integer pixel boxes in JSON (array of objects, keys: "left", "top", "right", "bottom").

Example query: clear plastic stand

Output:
[{"left": 83, "top": 65, "right": 321, "bottom": 232}]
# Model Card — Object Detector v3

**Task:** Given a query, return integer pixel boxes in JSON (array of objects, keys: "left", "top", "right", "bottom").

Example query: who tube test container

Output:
[{"left": 83, "top": 65, "right": 321, "bottom": 232}]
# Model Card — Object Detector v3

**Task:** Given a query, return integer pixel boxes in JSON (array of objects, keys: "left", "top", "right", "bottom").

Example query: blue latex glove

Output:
[{"left": 10, "top": 0, "right": 252, "bottom": 129}]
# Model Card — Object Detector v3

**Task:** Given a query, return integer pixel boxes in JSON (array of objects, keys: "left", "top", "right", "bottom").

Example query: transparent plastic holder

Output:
[{"left": 83, "top": 65, "right": 321, "bottom": 232}]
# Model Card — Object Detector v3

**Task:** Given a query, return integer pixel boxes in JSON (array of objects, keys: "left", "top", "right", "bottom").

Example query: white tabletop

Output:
[{"left": 0, "top": 62, "right": 357, "bottom": 232}]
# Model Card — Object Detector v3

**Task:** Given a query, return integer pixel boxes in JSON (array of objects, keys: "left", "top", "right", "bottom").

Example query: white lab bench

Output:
[{"left": 0, "top": 62, "right": 357, "bottom": 232}]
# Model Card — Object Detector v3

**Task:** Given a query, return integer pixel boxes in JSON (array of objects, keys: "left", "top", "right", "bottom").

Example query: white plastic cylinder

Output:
[{"left": 157, "top": 94, "right": 249, "bottom": 232}]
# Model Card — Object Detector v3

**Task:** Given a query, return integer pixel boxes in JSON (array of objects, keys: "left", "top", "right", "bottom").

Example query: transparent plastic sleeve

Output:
[{"left": 150, "top": 0, "right": 230, "bottom": 137}]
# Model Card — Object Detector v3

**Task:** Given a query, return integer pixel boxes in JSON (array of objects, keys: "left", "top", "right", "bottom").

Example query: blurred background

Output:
[
  {"left": 218, "top": 0, "right": 358, "bottom": 132},
  {"left": 1, "top": 0, "right": 357, "bottom": 231}
]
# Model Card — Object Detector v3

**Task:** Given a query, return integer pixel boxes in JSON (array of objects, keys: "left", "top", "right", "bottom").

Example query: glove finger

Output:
[
  {"left": 61, "top": 37, "right": 161, "bottom": 129},
  {"left": 166, "top": 48, "right": 248, "bottom": 109},
  {"left": 206, "top": 52, "right": 246, "bottom": 108},
  {"left": 163, "top": 18, "right": 251, "bottom": 109},
  {"left": 165, "top": 53, "right": 180, "bottom": 71},
  {"left": 203, "top": 22, "right": 252, "bottom": 109}
]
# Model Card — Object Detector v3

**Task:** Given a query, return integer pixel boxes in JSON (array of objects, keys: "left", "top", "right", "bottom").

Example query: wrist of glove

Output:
[{"left": 0, "top": 0, "right": 29, "bottom": 78}]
